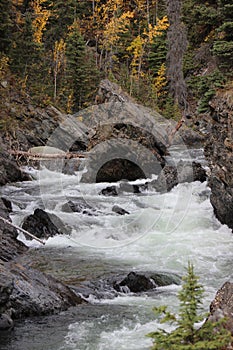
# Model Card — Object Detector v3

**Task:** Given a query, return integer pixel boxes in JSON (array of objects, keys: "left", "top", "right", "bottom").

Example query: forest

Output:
[{"left": 0, "top": 0, "right": 233, "bottom": 117}]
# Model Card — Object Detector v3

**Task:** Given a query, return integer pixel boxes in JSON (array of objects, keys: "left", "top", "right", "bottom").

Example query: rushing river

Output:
[{"left": 1, "top": 148, "right": 233, "bottom": 350}]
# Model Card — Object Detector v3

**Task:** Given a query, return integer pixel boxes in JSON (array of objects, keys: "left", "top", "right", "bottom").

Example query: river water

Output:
[{"left": 1, "top": 148, "right": 233, "bottom": 350}]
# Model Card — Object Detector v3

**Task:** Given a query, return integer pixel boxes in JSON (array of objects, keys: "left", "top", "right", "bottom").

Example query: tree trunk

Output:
[{"left": 165, "top": 0, "right": 189, "bottom": 112}]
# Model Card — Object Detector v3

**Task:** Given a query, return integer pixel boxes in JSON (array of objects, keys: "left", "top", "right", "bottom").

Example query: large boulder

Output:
[
  {"left": 204, "top": 89, "right": 233, "bottom": 230},
  {"left": 113, "top": 272, "right": 156, "bottom": 293},
  {"left": 151, "top": 161, "right": 207, "bottom": 192},
  {"left": 22, "top": 208, "right": 71, "bottom": 239},
  {"left": 1, "top": 261, "right": 83, "bottom": 320}
]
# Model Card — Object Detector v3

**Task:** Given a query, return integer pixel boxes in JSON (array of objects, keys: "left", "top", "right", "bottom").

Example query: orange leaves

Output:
[{"left": 31, "top": 0, "right": 51, "bottom": 43}]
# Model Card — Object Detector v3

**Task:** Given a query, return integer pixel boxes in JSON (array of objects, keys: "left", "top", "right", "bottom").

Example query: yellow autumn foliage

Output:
[
  {"left": 32, "top": 0, "right": 50, "bottom": 44},
  {"left": 153, "top": 63, "right": 167, "bottom": 96}
]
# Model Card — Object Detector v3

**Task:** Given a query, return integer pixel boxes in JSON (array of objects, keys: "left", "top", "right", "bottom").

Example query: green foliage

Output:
[
  {"left": 64, "top": 21, "right": 100, "bottom": 112},
  {"left": 187, "top": 70, "right": 225, "bottom": 113},
  {"left": 0, "top": 0, "right": 232, "bottom": 115},
  {"left": 148, "top": 262, "right": 232, "bottom": 350}
]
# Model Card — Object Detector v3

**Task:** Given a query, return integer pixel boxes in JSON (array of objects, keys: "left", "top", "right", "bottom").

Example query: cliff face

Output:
[{"left": 204, "top": 87, "right": 233, "bottom": 230}]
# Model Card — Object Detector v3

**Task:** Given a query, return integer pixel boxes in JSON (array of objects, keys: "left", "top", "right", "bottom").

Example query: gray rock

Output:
[
  {"left": 113, "top": 272, "right": 156, "bottom": 293},
  {"left": 100, "top": 186, "right": 118, "bottom": 196},
  {"left": 208, "top": 282, "right": 233, "bottom": 335},
  {"left": 0, "top": 313, "right": 14, "bottom": 331},
  {"left": 112, "top": 205, "right": 129, "bottom": 215},
  {"left": 22, "top": 208, "right": 71, "bottom": 239},
  {"left": 204, "top": 92, "right": 233, "bottom": 230},
  {"left": 61, "top": 199, "right": 95, "bottom": 216},
  {"left": 151, "top": 161, "right": 207, "bottom": 193}
]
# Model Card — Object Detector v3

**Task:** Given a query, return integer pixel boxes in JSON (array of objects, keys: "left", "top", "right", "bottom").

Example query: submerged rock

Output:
[
  {"left": 61, "top": 199, "right": 96, "bottom": 216},
  {"left": 22, "top": 208, "right": 70, "bottom": 239},
  {"left": 100, "top": 186, "right": 118, "bottom": 196},
  {"left": 112, "top": 205, "right": 129, "bottom": 215}
]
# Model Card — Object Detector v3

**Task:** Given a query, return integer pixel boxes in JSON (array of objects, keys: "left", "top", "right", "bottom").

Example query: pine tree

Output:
[
  {"left": 64, "top": 20, "right": 100, "bottom": 112},
  {"left": 148, "top": 262, "right": 232, "bottom": 350},
  {"left": 0, "top": 0, "right": 13, "bottom": 53}
]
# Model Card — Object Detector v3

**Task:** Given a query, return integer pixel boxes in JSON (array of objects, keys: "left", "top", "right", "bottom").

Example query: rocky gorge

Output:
[{"left": 0, "top": 79, "right": 233, "bottom": 346}]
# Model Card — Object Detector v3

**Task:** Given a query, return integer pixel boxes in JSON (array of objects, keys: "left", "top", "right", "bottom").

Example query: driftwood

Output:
[
  {"left": 9, "top": 150, "right": 87, "bottom": 160},
  {"left": 0, "top": 215, "right": 45, "bottom": 245},
  {"left": 167, "top": 114, "right": 186, "bottom": 146}
]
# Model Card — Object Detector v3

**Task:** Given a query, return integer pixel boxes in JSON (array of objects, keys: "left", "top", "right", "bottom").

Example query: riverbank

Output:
[{"left": 0, "top": 79, "right": 233, "bottom": 346}]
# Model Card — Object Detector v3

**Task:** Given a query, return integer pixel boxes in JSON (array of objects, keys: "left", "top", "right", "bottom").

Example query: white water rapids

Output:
[{"left": 1, "top": 148, "right": 233, "bottom": 350}]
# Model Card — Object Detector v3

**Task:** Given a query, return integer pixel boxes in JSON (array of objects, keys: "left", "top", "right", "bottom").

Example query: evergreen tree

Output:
[
  {"left": 65, "top": 20, "right": 100, "bottom": 112},
  {"left": 148, "top": 262, "right": 232, "bottom": 350},
  {"left": 0, "top": 0, "right": 13, "bottom": 53}
]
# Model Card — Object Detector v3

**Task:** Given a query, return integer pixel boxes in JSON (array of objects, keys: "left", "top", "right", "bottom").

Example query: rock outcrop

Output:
[
  {"left": 209, "top": 281, "right": 233, "bottom": 336},
  {"left": 150, "top": 161, "right": 207, "bottom": 193},
  {"left": 0, "top": 199, "right": 82, "bottom": 330},
  {"left": 0, "top": 137, "right": 29, "bottom": 186},
  {"left": 204, "top": 88, "right": 233, "bottom": 230}
]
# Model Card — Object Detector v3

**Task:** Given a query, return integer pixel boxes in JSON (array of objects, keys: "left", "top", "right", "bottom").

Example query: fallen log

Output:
[
  {"left": 0, "top": 215, "right": 45, "bottom": 245},
  {"left": 9, "top": 150, "right": 87, "bottom": 159},
  {"left": 167, "top": 114, "right": 186, "bottom": 146}
]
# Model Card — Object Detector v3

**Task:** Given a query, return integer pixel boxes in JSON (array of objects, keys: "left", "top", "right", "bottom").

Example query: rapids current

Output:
[{"left": 0, "top": 148, "right": 233, "bottom": 350}]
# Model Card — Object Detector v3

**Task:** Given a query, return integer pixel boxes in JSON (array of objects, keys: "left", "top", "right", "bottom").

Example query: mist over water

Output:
[{"left": 1, "top": 149, "right": 233, "bottom": 350}]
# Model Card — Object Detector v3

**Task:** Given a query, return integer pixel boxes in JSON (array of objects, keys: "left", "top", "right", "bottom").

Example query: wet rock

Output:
[
  {"left": 113, "top": 272, "right": 156, "bottom": 293},
  {"left": 61, "top": 199, "right": 95, "bottom": 216},
  {"left": 100, "top": 186, "right": 118, "bottom": 196},
  {"left": 151, "top": 161, "right": 207, "bottom": 193},
  {"left": 204, "top": 90, "right": 233, "bottom": 230},
  {"left": 112, "top": 205, "right": 129, "bottom": 215},
  {"left": 208, "top": 176, "right": 233, "bottom": 230},
  {"left": 208, "top": 282, "right": 233, "bottom": 335},
  {"left": 0, "top": 199, "right": 27, "bottom": 262},
  {"left": 22, "top": 208, "right": 70, "bottom": 239},
  {"left": 118, "top": 182, "right": 142, "bottom": 194},
  {"left": 150, "top": 272, "right": 181, "bottom": 286},
  {"left": 0, "top": 262, "right": 83, "bottom": 320}
]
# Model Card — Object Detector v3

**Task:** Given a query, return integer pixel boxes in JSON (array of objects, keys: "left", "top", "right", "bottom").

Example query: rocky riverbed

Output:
[{"left": 0, "top": 80, "right": 233, "bottom": 343}]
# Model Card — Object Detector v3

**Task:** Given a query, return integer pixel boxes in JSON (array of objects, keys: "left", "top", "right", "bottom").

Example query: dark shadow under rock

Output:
[
  {"left": 96, "top": 159, "right": 146, "bottom": 183},
  {"left": 22, "top": 208, "right": 71, "bottom": 239}
]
